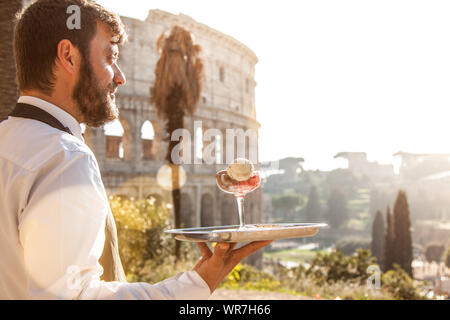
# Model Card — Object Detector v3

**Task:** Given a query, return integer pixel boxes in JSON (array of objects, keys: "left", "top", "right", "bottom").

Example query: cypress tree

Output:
[
  {"left": 371, "top": 210, "right": 385, "bottom": 267},
  {"left": 384, "top": 206, "right": 395, "bottom": 272},
  {"left": 392, "top": 190, "right": 413, "bottom": 277},
  {"left": 305, "top": 185, "right": 321, "bottom": 222}
]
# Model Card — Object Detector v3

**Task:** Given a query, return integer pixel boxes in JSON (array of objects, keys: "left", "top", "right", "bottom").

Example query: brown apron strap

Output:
[
  {"left": 10, "top": 103, "right": 73, "bottom": 135},
  {"left": 99, "top": 211, "right": 127, "bottom": 282}
]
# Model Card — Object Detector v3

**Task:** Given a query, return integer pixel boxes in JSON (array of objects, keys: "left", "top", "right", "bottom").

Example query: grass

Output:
[
  {"left": 264, "top": 248, "right": 324, "bottom": 263},
  {"left": 219, "top": 262, "right": 397, "bottom": 300},
  {"left": 346, "top": 218, "right": 367, "bottom": 231}
]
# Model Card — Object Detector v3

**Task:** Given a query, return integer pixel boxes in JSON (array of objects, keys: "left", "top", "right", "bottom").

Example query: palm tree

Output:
[
  {"left": 150, "top": 26, "right": 203, "bottom": 259},
  {"left": 0, "top": 0, "right": 23, "bottom": 121}
]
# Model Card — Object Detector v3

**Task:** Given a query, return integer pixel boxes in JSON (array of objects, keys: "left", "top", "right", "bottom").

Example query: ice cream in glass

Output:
[{"left": 216, "top": 158, "right": 261, "bottom": 228}]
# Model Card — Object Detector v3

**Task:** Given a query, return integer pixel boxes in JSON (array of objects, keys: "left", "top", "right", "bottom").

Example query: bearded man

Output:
[{"left": 0, "top": 0, "right": 270, "bottom": 299}]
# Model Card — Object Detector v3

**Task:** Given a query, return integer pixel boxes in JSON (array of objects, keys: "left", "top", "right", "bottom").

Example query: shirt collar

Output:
[{"left": 17, "top": 96, "right": 84, "bottom": 143}]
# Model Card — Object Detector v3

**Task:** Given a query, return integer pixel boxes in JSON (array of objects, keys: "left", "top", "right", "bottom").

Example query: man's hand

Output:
[{"left": 193, "top": 240, "right": 273, "bottom": 293}]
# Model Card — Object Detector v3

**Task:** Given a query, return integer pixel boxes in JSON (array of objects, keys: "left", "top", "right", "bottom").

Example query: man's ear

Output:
[{"left": 56, "top": 39, "right": 80, "bottom": 74}]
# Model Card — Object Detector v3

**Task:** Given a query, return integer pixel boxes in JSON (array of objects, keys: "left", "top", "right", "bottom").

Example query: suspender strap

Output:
[{"left": 9, "top": 103, "right": 73, "bottom": 135}]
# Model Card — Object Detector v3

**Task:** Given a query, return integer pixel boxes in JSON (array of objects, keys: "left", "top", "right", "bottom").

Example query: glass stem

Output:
[{"left": 236, "top": 196, "right": 246, "bottom": 228}]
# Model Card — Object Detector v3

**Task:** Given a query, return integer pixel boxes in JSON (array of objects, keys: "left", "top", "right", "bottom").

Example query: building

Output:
[
  {"left": 334, "top": 152, "right": 394, "bottom": 182},
  {"left": 394, "top": 151, "right": 450, "bottom": 182}
]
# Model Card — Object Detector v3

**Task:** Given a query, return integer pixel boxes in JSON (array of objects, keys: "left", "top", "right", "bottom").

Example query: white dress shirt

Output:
[{"left": 0, "top": 96, "right": 211, "bottom": 300}]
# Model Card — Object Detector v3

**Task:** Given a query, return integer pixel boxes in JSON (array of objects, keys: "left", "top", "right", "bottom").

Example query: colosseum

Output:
[{"left": 83, "top": 9, "right": 264, "bottom": 262}]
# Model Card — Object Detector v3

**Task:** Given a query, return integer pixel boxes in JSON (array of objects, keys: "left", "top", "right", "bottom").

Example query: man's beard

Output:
[{"left": 73, "top": 56, "right": 119, "bottom": 127}]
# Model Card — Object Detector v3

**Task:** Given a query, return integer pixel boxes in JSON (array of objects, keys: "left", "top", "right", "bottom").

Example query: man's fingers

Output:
[
  {"left": 206, "top": 242, "right": 233, "bottom": 267},
  {"left": 198, "top": 240, "right": 271, "bottom": 267},
  {"left": 232, "top": 240, "right": 273, "bottom": 261},
  {"left": 213, "top": 242, "right": 231, "bottom": 256},
  {"left": 197, "top": 242, "right": 212, "bottom": 258}
]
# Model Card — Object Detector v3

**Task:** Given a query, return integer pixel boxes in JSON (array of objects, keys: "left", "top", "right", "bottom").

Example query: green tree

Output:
[
  {"left": 326, "top": 188, "right": 348, "bottom": 229},
  {"left": 109, "top": 196, "right": 172, "bottom": 277},
  {"left": 424, "top": 243, "right": 445, "bottom": 263},
  {"left": 304, "top": 249, "right": 376, "bottom": 285},
  {"left": 392, "top": 190, "right": 413, "bottom": 277},
  {"left": 150, "top": 26, "right": 203, "bottom": 260},
  {"left": 326, "top": 169, "right": 357, "bottom": 195},
  {"left": 271, "top": 193, "right": 304, "bottom": 222},
  {"left": 336, "top": 237, "right": 371, "bottom": 255},
  {"left": 371, "top": 210, "right": 385, "bottom": 266},
  {"left": 382, "top": 264, "right": 423, "bottom": 300},
  {"left": 384, "top": 206, "right": 395, "bottom": 272},
  {"left": 305, "top": 185, "right": 321, "bottom": 222}
]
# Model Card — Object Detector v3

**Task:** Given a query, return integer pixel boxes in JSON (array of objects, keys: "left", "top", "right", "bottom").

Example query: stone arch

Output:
[
  {"left": 103, "top": 117, "right": 132, "bottom": 160},
  {"left": 118, "top": 117, "right": 133, "bottom": 161},
  {"left": 200, "top": 193, "right": 214, "bottom": 227},
  {"left": 221, "top": 195, "right": 238, "bottom": 226},
  {"left": 141, "top": 115, "right": 165, "bottom": 161},
  {"left": 104, "top": 119, "right": 124, "bottom": 159},
  {"left": 180, "top": 192, "right": 194, "bottom": 228},
  {"left": 141, "top": 120, "right": 156, "bottom": 160}
]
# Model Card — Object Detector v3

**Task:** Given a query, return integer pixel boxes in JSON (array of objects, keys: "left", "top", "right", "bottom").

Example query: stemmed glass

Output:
[{"left": 216, "top": 169, "right": 261, "bottom": 229}]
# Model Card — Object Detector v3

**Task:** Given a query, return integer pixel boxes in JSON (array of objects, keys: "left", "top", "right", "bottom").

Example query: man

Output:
[{"left": 0, "top": 0, "right": 271, "bottom": 299}]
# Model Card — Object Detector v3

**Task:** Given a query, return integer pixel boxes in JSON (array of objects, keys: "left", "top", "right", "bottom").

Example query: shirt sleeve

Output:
[{"left": 18, "top": 149, "right": 211, "bottom": 300}]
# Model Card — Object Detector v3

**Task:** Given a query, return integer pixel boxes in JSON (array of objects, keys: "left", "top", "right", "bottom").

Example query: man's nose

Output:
[{"left": 113, "top": 64, "right": 126, "bottom": 86}]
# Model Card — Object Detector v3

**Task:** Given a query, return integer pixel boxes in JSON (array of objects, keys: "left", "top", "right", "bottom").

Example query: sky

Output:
[{"left": 97, "top": 0, "right": 450, "bottom": 171}]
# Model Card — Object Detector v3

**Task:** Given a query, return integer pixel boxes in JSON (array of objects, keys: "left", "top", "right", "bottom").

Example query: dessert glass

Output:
[{"left": 215, "top": 169, "right": 261, "bottom": 229}]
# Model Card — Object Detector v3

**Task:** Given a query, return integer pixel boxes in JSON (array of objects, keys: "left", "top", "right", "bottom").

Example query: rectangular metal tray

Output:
[{"left": 165, "top": 223, "right": 327, "bottom": 243}]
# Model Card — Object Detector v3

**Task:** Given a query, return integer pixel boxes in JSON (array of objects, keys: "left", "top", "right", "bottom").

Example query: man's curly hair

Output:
[{"left": 14, "top": 0, "right": 127, "bottom": 95}]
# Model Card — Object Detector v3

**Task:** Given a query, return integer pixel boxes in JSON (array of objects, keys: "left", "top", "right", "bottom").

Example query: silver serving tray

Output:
[{"left": 165, "top": 223, "right": 327, "bottom": 243}]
